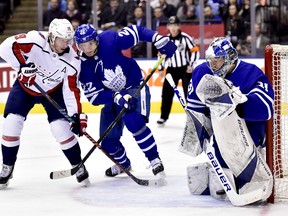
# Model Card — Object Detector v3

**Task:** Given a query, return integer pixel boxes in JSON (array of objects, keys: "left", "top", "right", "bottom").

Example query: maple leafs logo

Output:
[{"left": 102, "top": 65, "right": 126, "bottom": 91}]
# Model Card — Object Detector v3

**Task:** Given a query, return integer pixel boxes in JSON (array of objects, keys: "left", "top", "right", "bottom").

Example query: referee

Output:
[{"left": 157, "top": 16, "right": 200, "bottom": 125}]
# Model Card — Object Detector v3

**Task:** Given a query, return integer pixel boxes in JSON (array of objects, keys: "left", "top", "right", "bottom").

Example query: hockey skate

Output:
[
  {"left": 0, "top": 164, "right": 14, "bottom": 189},
  {"left": 105, "top": 164, "right": 132, "bottom": 177},
  {"left": 157, "top": 118, "right": 166, "bottom": 126},
  {"left": 75, "top": 164, "right": 90, "bottom": 187},
  {"left": 149, "top": 158, "right": 166, "bottom": 178}
]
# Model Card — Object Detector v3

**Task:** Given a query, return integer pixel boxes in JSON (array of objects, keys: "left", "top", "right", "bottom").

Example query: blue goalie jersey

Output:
[
  {"left": 187, "top": 60, "right": 274, "bottom": 147},
  {"left": 78, "top": 25, "right": 156, "bottom": 106}
]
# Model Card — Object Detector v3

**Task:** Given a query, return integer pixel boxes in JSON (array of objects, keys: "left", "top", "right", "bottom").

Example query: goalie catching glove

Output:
[
  {"left": 113, "top": 92, "right": 137, "bottom": 111},
  {"left": 18, "top": 62, "right": 37, "bottom": 86},
  {"left": 70, "top": 113, "right": 88, "bottom": 136},
  {"left": 152, "top": 34, "right": 177, "bottom": 58},
  {"left": 196, "top": 74, "right": 247, "bottom": 120}
]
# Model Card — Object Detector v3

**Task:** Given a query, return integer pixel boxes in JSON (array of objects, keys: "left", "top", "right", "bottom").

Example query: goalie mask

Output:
[
  {"left": 205, "top": 37, "right": 238, "bottom": 78},
  {"left": 74, "top": 24, "right": 99, "bottom": 46},
  {"left": 48, "top": 18, "right": 74, "bottom": 45}
]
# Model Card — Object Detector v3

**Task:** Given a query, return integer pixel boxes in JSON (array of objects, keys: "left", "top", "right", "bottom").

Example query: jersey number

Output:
[
  {"left": 82, "top": 82, "right": 95, "bottom": 94},
  {"left": 118, "top": 29, "right": 130, "bottom": 37},
  {"left": 257, "top": 81, "right": 269, "bottom": 92}
]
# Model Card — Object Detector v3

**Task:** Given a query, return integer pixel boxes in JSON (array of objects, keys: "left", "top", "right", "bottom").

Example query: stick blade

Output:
[
  {"left": 50, "top": 170, "right": 72, "bottom": 179},
  {"left": 148, "top": 178, "right": 167, "bottom": 187},
  {"left": 134, "top": 177, "right": 167, "bottom": 187},
  {"left": 230, "top": 188, "right": 264, "bottom": 206},
  {"left": 50, "top": 166, "right": 78, "bottom": 179}
]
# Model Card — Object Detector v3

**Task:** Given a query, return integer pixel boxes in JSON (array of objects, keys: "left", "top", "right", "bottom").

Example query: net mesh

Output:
[{"left": 269, "top": 45, "right": 288, "bottom": 202}]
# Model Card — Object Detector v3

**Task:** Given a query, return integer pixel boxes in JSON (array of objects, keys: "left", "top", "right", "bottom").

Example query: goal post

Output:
[{"left": 265, "top": 44, "right": 288, "bottom": 203}]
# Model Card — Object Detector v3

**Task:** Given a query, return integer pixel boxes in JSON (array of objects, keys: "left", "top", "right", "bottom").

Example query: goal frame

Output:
[{"left": 265, "top": 44, "right": 284, "bottom": 203}]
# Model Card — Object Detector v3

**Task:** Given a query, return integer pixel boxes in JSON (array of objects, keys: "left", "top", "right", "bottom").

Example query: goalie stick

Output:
[
  {"left": 33, "top": 55, "right": 166, "bottom": 187},
  {"left": 165, "top": 73, "right": 264, "bottom": 206}
]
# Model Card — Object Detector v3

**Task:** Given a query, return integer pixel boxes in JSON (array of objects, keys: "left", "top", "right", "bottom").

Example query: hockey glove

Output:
[
  {"left": 113, "top": 92, "right": 137, "bottom": 111},
  {"left": 230, "top": 86, "right": 248, "bottom": 104},
  {"left": 153, "top": 34, "right": 177, "bottom": 58},
  {"left": 196, "top": 74, "right": 235, "bottom": 120},
  {"left": 70, "top": 113, "right": 88, "bottom": 137},
  {"left": 18, "top": 62, "right": 37, "bottom": 86}
]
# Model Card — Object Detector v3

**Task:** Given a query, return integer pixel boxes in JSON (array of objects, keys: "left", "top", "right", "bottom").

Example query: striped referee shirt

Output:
[{"left": 159, "top": 31, "right": 200, "bottom": 70}]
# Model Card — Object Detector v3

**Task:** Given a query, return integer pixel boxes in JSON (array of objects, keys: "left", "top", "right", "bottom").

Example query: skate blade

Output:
[
  {"left": 156, "top": 171, "right": 166, "bottom": 179},
  {"left": 80, "top": 178, "right": 91, "bottom": 187},
  {"left": 157, "top": 123, "right": 165, "bottom": 128},
  {"left": 0, "top": 182, "right": 9, "bottom": 190}
]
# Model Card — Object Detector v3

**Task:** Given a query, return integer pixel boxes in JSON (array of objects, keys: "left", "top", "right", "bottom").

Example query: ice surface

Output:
[{"left": 0, "top": 113, "right": 287, "bottom": 216}]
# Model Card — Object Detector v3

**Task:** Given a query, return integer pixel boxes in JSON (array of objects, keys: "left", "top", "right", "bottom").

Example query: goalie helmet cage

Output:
[{"left": 265, "top": 44, "right": 288, "bottom": 203}]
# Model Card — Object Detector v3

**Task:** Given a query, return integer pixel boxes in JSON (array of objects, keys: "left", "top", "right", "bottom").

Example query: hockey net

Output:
[{"left": 265, "top": 44, "right": 288, "bottom": 203}]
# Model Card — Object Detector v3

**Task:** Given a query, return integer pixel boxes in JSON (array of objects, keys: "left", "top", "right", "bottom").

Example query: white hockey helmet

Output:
[
  {"left": 48, "top": 18, "right": 74, "bottom": 45},
  {"left": 205, "top": 37, "right": 238, "bottom": 77}
]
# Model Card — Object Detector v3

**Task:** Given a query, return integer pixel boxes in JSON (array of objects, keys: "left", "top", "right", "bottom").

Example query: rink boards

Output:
[{"left": 0, "top": 58, "right": 265, "bottom": 114}]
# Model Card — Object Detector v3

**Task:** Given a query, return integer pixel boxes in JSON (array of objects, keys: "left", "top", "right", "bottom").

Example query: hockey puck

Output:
[{"left": 216, "top": 189, "right": 226, "bottom": 195}]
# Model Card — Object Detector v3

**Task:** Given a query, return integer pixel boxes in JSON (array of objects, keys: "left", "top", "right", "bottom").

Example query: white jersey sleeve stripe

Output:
[
  {"left": 123, "top": 26, "right": 139, "bottom": 46},
  {"left": 249, "top": 88, "right": 274, "bottom": 105},
  {"left": 254, "top": 93, "right": 272, "bottom": 119}
]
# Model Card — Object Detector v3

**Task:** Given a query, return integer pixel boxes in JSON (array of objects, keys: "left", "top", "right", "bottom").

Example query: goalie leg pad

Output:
[
  {"left": 211, "top": 111, "right": 273, "bottom": 201},
  {"left": 187, "top": 162, "right": 210, "bottom": 195},
  {"left": 179, "top": 110, "right": 212, "bottom": 157},
  {"left": 238, "top": 149, "right": 273, "bottom": 201},
  {"left": 212, "top": 111, "right": 260, "bottom": 177},
  {"left": 180, "top": 116, "right": 203, "bottom": 157}
]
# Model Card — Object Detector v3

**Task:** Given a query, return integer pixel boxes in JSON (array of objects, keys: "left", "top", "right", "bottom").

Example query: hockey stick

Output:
[
  {"left": 83, "top": 132, "right": 166, "bottom": 186},
  {"left": 165, "top": 73, "right": 264, "bottom": 206},
  {"left": 33, "top": 82, "right": 76, "bottom": 123},
  {"left": 34, "top": 55, "right": 166, "bottom": 186}
]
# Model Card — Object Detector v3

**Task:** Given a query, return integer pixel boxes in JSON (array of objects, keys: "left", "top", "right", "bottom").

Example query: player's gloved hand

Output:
[
  {"left": 230, "top": 86, "right": 248, "bottom": 105},
  {"left": 196, "top": 74, "right": 237, "bottom": 120},
  {"left": 128, "top": 96, "right": 138, "bottom": 111},
  {"left": 70, "top": 113, "right": 88, "bottom": 136},
  {"left": 113, "top": 92, "right": 137, "bottom": 111},
  {"left": 18, "top": 62, "right": 37, "bottom": 86},
  {"left": 153, "top": 34, "right": 177, "bottom": 58}
]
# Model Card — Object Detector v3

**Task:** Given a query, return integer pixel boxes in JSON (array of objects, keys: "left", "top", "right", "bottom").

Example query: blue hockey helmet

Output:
[
  {"left": 205, "top": 37, "right": 238, "bottom": 77},
  {"left": 74, "top": 23, "right": 99, "bottom": 45}
]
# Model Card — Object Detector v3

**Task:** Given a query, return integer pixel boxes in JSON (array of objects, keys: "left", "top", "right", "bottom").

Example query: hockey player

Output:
[
  {"left": 74, "top": 23, "right": 177, "bottom": 178},
  {"left": 181, "top": 37, "right": 274, "bottom": 204},
  {"left": 0, "top": 18, "right": 90, "bottom": 189}
]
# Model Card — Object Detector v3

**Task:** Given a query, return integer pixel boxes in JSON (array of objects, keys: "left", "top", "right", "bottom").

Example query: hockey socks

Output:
[{"left": 133, "top": 126, "right": 159, "bottom": 162}]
